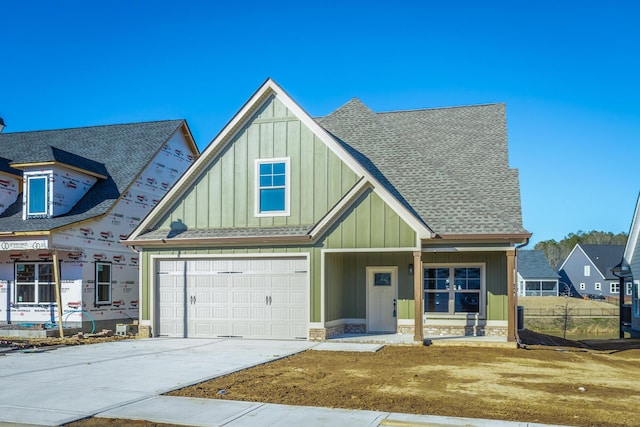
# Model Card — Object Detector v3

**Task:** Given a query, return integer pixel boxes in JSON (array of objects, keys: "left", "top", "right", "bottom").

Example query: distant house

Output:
[
  {"left": 125, "top": 79, "right": 530, "bottom": 342},
  {"left": 0, "top": 120, "right": 198, "bottom": 331},
  {"left": 622, "top": 193, "right": 640, "bottom": 337},
  {"left": 558, "top": 244, "right": 630, "bottom": 299},
  {"left": 517, "top": 250, "right": 560, "bottom": 296}
]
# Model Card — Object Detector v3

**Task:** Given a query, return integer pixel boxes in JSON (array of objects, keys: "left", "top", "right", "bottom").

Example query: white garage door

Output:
[{"left": 157, "top": 257, "right": 308, "bottom": 339}]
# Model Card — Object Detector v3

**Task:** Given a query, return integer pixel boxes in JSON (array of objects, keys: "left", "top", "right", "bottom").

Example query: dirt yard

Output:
[{"left": 65, "top": 332, "right": 640, "bottom": 427}]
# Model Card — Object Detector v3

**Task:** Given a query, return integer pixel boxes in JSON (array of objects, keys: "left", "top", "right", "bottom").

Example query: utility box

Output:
[{"left": 116, "top": 324, "right": 130, "bottom": 336}]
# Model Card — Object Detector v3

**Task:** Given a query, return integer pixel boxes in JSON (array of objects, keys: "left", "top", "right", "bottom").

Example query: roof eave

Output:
[
  {"left": 433, "top": 232, "right": 532, "bottom": 242},
  {"left": 122, "top": 234, "right": 313, "bottom": 247}
]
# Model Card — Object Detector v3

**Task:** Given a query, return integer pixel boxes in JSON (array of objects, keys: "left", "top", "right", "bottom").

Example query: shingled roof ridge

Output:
[{"left": 376, "top": 102, "right": 505, "bottom": 115}]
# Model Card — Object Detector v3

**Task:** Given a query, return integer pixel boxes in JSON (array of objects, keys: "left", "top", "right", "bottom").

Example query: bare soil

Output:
[{"left": 65, "top": 331, "right": 640, "bottom": 427}]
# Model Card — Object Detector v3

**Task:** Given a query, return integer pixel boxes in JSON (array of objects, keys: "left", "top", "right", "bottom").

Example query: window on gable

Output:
[
  {"left": 255, "top": 158, "right": 289, "bottom": 216},
  {"left": 595, "top": 282, "right": 601, "bottom": 291},
  {"left": 26, "top": 174, "right": 50, "bottom": 217},
  {"left": 584, "top": 265, "right": 590, "bottom": 276},
  {"left": 95, "top": 262, "right": 112, "bottom": 305}
]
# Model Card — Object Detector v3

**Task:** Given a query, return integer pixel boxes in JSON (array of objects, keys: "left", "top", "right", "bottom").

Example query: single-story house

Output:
[
  {"left": 517, "top": 250, "right": 560, "bottom": 296},
  {"left": 0, "top": 119, "right": 197, "bottom": 331},
  {"left": 558, "top": 244, "right": 629, "bottom": 299},
  {"left": 126, "top": 79, "right": 530, "bottom": 342},
  {"left": 622, "top": 192, "right": 640, "bottom": 337}
]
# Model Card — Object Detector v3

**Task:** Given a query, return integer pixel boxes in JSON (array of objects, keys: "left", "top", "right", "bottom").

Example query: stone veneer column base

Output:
[
  {"left": 137, "top": 325, "right": 152, "bottom": 338},
  {"left": 308, "top": 323, "right": 367, "bottom": 341},
  {"left": 398, "top": 324, "right": 508, "bottom": 338}
]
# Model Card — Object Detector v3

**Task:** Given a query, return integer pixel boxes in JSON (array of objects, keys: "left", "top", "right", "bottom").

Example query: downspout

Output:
[{"left": 514, "top": 237, "right": 530, "bottom": 347}]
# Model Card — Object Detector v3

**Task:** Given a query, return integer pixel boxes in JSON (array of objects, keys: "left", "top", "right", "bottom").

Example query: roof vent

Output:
[{"left": 0, "top": 118, "right": 5, "bottom": 133}]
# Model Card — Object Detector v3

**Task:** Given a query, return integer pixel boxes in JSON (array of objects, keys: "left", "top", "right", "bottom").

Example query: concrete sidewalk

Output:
[{"left": 0, "top": 338, "right": 567, "bottom": 427}]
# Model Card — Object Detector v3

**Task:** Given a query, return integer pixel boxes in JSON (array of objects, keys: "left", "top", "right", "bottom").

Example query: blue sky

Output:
[{"left": 2, "top": 1, "right": 638, "bottom": 245}]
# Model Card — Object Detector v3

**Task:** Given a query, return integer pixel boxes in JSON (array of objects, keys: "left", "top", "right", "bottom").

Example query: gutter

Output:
[{"left": 514, "top": 237, "right": 531, "bottom": 347}]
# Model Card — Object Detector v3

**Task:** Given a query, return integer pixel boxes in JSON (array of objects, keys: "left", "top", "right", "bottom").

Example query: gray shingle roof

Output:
[
  {"left": 317, "top": 100, "right": 528, "bottom": 236},
  {"left": 136, "top": 226, "right": 312, "bottom": 241},
  {"left": 580, "top": 244, "right": 626, "bottom": 280},
  {"left": 0, "top": 120, "right": 185, "bottom": 232},
  {"left": 518, "top": 250, "right": 560, "bottom": 279}
]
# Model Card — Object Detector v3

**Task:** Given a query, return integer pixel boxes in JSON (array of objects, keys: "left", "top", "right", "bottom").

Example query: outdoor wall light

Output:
[{"left": 408, "top": 264, "right": 414, "bottom": 276}]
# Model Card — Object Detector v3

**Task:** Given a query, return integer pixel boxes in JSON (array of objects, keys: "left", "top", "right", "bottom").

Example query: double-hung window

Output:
[
  {"left": 26, "top": 174, "right": 51, "bottom": 218},
  {"left": 15, "top": 263, "right": 54, "bottom": 304},
  {"left": 255, "top": 158, "right": 289, "bottom": 216},
  {"left": 95, "top": 262, "right": 112, "bottom": 305},
  {"left": 610, "top": 282, "right": 620, "bottom": 294},
  {"left": 424, "top": 264, "right": 484, "bottom": 315}
]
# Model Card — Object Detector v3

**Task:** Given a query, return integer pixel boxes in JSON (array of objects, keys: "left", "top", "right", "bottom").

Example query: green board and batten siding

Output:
[
  {"left": 139, "top": 189, "right": 419, "bottom": 324},
  {"left": 157, "top": 95, "right": 359, "bottom": 230},
  {"left": 137, "top": 93, "right": 510, "bottom": 332}
]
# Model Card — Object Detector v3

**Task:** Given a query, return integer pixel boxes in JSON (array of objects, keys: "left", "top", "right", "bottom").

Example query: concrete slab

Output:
[
  {"left": 383, "top": 413, "right": 572, "bottom": 427},
  {"left": 0, "top": 338, "right": 315, "bottom": 425},
  {"left": 98, "top": 396, "right": 264, "bottom": 426},
  {"left": 223, "top": 401, "right": 387, "bottom": 427}
]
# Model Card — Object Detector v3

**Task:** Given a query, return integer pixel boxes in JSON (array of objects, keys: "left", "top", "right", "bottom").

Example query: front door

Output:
[{"left": 367, "top": 267, "right": 398, "bottom": 333}]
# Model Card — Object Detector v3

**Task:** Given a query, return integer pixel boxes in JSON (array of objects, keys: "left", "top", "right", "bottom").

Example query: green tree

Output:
[{"left": 534, "top": 230, "right": 628, "bottom": 269}]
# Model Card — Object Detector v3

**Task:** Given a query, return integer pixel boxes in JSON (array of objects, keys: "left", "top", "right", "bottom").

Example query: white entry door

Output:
[
  {"left": 366, "top": 266, "right": 398, "bottom": 333},
  {"left": 157, "top": 257, "right": 308, "bottom": 339}
]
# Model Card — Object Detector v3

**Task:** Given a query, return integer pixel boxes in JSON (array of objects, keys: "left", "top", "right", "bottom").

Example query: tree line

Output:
[{"left": 534, "top": 230, "right": 628, "bottom": 269}]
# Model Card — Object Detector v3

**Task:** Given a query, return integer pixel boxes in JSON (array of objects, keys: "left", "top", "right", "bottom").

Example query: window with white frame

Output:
[
  {"left": 95, "top": 262, "right": 112, "bottom": 305},
  {"left": 626, "top": 282, "right": 632, "bottom": 296},
  {"left": 610, "top": 282, "right": 620, "bottom": 294},
  {"left": 26, "top": 173, "right": 51, "bottom": 218},
  {"left": 580, "top": 283, "right": 586, "bottom": 290},
  {"left": 15, "top": 263, "right": 54, "bottom": 304},
  {"left": 424, "top": 264, "right": 483, "bottom": 315},
  {"left": 255, "top": 158, "right": 289, "bottom": 216},
  {"left": 584, "top": 265, "right": 590, "bottom": 276},
  {"left": 595, "top": 282, "right": 601, "bottom": 291}
]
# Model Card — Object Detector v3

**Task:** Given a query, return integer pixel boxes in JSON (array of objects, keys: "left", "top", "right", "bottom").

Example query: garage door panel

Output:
[{"left": 158, "top": 257, "right": 307, "bottom": 339}]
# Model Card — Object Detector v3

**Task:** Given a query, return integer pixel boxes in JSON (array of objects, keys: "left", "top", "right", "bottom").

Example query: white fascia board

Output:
[
  {"left": 130, "top": 79, "right": 431, "bottom": 242},
  {"left": 308, "top": 177, "right": 370, "bottom": 239},
  {"left": 623, "top": 193, "right": 640, "bottom": 266},
  {"left": 557, "top": 243, "right": 581, "bottom": 271},
  {"left": 128, "top": 80, "right": 289, "bottom": 241},
  {"left": 272, "top": 81, "right": 433, "bottom": 240}
]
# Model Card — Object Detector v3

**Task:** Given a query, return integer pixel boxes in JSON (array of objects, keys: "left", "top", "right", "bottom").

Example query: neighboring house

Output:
[
  {"left": 125, "top": 79, "right": 530, "bottom": 342},
  {"left": 0, "top": 120, "right": 197, "bottom": 331},
  {"left": 517, "top": 250, "right": 560, "bottom": 296},
  {"left": 558, "top": 244, "right": 630, "bottom": 299},
  {"left": 622, "top": 193, "right": 640, "bottom": 337}
]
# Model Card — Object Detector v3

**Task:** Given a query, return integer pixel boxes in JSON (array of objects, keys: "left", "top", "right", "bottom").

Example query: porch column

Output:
[
  {"left": 52, "top": 251, "right": 64, "bottom": 338},
  {"left": 506, "top": 250, "right": 516, "bottom": 342},
  {"left": 413, "top": 250, "right": 423, "bottom": 342}
]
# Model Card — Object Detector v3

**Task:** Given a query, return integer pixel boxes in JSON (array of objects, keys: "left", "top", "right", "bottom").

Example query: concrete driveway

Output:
[
  {"left": 0, "top": 338, "right": 315, "bottom": 426},
  {"left": 0, "top": 338, "right": 564, "bottom": 427}
]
